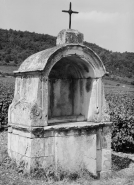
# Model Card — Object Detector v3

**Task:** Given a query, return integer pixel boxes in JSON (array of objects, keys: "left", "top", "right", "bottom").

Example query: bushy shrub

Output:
[
  {"left": 0, "top": 78, "right": 14, "bottom": 128},
  {"left": 106, "top": 92, "right": 134, "bottom": 153}
]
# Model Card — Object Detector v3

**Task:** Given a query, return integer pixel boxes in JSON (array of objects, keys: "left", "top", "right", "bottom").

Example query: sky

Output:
[{"left": 0, "top": 0, "right": 134, "bottom": 52}]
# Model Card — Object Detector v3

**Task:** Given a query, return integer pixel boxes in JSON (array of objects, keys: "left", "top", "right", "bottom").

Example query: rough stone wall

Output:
[
  {"left": 8, "top": 123, "right": 111, "bottom": 176},
  {"left": 8, "top": 74, "right": 49, "bottom": 127}
]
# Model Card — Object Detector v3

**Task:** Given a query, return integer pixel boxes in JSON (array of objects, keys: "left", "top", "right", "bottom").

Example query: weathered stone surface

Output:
[
  {"left": 101, "top": 86, "right": 111, "bottom": 122},
  {"left": 101, "top": 149, "right": 111, "bottom": 171},
  {"left": 56, "top": 29, "right": 84, "bottom": 45},
  {"left": 99, "top": 170, "right": 111, "bottom": 179},
  {"left": 8, "top": 149, "right": 54, "bottom": 172},
  {"left": 8, "top": 28, "right": 111, "bottom": 178},
  {"left": 55, "top": 133, "right": 97, "bottom": 175},
  {"left": 15, "top": 45, "right": 106, "bottom": 76},
  {"left": 8, "top": 133, "right": 31, "bottom": 157},
  {"left": 8, "top": 122, "right": 111, "bottom": 137},
  {"left": 96, "top": 125, "right": 111, "bottom": 174},
  {"left": 8, "top": 123, "right": 111, "bottom": 177},
  {"left": 102, "top": 126, "right": 111, "bottom": 149}
]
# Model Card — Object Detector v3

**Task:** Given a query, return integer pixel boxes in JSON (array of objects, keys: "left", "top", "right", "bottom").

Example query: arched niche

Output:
[
  {"left": 44, "top": 46, "right": 105, "bottom": 124},
  {"left": 14, "top": 44, "right": 106, "bottom": 125}
]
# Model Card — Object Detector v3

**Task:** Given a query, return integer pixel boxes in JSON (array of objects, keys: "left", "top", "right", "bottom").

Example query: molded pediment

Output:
[{"left": 15, "top": 44, "right": 106, "bottom": 78}]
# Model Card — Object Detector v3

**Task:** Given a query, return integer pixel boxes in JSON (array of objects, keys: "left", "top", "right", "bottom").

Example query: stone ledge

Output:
[
  {"left": 45, "top": 121, "right": 112, "bottom": 131},
  {"left": 8, "top": 122, "right": 112, "bottom": 138},
  {"left": 8, "top": 121, "right": 112, "bottom": 131}
]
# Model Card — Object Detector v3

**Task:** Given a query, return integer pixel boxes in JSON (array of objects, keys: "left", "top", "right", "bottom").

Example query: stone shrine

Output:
[{"left": 8, "top": 29, "right": 112, "bottom": 177}]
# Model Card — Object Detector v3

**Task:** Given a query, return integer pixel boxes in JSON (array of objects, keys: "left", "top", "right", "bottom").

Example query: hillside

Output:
[{"left": 0, "top": 28, "right": 134, "bottom": 79}]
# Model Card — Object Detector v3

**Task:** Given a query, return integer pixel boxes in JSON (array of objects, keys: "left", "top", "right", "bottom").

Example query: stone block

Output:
[
  {"left": 96, "top": 149, "right": 102, "bottom": 172},
  {"left": 96, "top": 128, "right": 102, "bottom": 150},
  {"left": 99, "top": 170, "right": 111, "bottom": 179},
  {"left": 55, "top": 133, "right": 97, "bottom": 176},
  {"left": 56, "top": 29, "right": 84, "bottom": 45},
  {"left": 8, "top": 132, "right": 55, "bottom": 158},
  {"left": 8, "top": 149, "right": 54, "bottom": 172},
  {"left": 31, "top": 137, "right": 54, "bottom": 157},
  {"left": 102, "top": 126, "right": 111, "bottom": 149},
  {"left": 8, "top": 149, "right": 31, "bottom": 171},
  {"left": 8, "top": 132, "right": 11, "bottom": 151},
  {"left": 30, "top": 156, "right": 54, "bottom": 170},
  {"left": 101, "top": 149, "right": 111, "bottom": 172},
  {"left": 9, "top": 133, "right": 31, "bottom": 157}
]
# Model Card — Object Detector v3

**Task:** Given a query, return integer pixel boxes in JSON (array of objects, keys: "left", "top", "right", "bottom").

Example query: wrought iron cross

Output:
[{"left": 62, "top": 2, "right": 79, "bottom": 29}]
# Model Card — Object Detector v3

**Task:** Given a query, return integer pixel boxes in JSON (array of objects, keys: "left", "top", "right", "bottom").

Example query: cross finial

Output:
[{"left": 62, "top": 2, "right": 79, "bottom": 29}]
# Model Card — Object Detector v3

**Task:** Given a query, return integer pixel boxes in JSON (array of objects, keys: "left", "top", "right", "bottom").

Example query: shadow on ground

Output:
[{"left": 112, "top": 154, "right": 134, "bottom": 171}]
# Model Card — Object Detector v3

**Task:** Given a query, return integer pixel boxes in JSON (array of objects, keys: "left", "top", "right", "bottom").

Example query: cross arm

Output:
[
  {"left": 62, "top": 10, "right": 69, "bottom": 13},
  {"left": 72, "top": 11, "right": 79, "bottom": 14}
]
